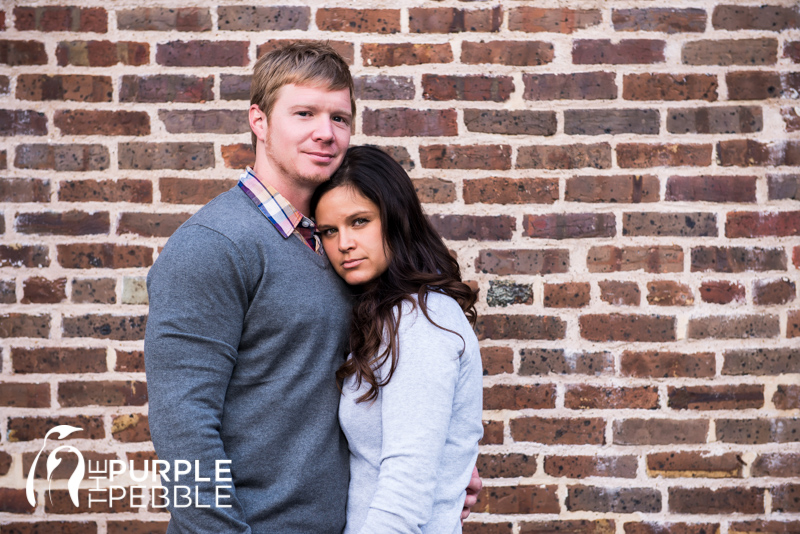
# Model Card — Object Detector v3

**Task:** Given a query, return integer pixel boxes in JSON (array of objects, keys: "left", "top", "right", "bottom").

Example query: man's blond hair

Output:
[{"left": 250, "top": 42, "right": 355, "bottom": 150}]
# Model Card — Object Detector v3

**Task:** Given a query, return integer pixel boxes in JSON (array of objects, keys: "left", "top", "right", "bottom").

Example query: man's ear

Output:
[{"left": 249, "top": 104, "right": 267, "bottom": 142}]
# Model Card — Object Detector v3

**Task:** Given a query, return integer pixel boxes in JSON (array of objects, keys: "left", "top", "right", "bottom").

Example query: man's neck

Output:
[{"left": 252, "top": 160, "right": 313, "bottom": 217}]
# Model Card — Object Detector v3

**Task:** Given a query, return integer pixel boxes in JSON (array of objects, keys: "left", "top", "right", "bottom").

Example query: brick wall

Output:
[{"left": 1, "top": 1, "right": 798, "bottom": 532}]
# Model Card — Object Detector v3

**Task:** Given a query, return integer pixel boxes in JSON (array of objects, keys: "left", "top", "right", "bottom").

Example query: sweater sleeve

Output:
[
  {"left": 144, "top": 224, "right": 254, "bottom": 534},
  {"left": 357, "top": 296, "right": 464, "bottom": 534}
]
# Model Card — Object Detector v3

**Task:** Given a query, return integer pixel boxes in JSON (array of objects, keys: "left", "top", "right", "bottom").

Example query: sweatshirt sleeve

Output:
[
  {"left": 357, "top": 296, "right": 464, "bottom": 534},
  {"left": 144, "top": 224, "right": 254, "bottom": 534}
]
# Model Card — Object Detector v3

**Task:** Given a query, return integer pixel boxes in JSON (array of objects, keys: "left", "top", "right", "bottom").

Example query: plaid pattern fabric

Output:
[{"left": 238, "top": 168, "right": 321, "bottom": 253}]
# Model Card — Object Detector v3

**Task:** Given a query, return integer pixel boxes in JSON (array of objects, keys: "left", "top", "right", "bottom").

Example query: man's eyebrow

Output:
[{"left": 289, "top": 103, "right": 352, "bottom": 116}]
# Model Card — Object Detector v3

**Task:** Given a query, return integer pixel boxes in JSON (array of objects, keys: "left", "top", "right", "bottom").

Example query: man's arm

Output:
[{"left": 145, "top": 224, "right": 253, "bottom": 533}]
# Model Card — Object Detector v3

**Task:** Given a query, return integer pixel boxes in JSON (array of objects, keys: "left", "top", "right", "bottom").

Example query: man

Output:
[{"left": 145, "top": 42, "right": 479, "bottom": 533}]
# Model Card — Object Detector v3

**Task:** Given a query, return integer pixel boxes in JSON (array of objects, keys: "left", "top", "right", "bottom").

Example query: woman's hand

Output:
[{"left": 461, "top": 466, "right": 482, "bottom": 522}]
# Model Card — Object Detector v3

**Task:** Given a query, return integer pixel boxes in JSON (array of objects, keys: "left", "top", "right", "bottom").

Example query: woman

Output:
[{"left": 311, "top": 145, "right": 484, "bottom": 533}]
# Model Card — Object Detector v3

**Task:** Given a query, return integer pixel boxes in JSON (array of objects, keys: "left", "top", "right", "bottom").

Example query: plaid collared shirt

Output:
[{"left": 238, "top": 168, "right": 322, "bottom": 254}]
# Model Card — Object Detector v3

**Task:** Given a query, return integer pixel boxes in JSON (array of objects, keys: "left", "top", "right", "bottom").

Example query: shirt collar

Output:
[{"left": 238, "top": 167, "right": 315, "bottom": 240}]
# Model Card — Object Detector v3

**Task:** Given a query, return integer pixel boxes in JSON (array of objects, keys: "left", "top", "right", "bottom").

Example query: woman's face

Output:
[{"left": 315, "top": 185, "right": 391, "bottom": 286}]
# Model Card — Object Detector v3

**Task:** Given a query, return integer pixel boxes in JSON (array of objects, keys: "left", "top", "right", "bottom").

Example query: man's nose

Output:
[{"left": 313, "top": 117, "right": 335, "bottom": 142}]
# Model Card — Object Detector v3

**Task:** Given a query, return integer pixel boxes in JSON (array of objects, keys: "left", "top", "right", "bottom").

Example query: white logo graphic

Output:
[{"left": 26, "top": 425, "right": 85, "bottom": 507}]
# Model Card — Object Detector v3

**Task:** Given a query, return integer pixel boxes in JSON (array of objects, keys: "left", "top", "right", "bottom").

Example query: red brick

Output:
[
  {"left": 775, "top": 384, "right": 800, "bottom": 409},
  {"left": 156, "top": 41, "right": 248, "bottom": 67},
  {"left": 16, "top": 211, "right": 109, "bottom": 236},
  {"left": 21, "top": 277, "right": 66, "bottom": 304},
  {"left": 666, "top": 175, "right": 756, "bottom": 203},
  {"left": 15, "top": 6, "right": 107, "bottom": 32},
  {"left": 623, "top": 73, "right": 718, "bottom": 101},
  {"left": 543, "top": 282, "right": 590, "bottom": 308},
  {"left": 0, "top": 110, "right": 47, "bottom": 136},
  {"left": 111, "top": 414, "right": 150, "bottom": 442},
  {"left": 511, "top": 417, "right": 605, "bottom": 444},
  {"left": 613, "top": 419, "right": 709, "bottom": 445},
  {"left": 481, "top": 346, "right": 513, "bottom": 375},
  {"left": 409, "top": 7, "right": 501, "bottom": 33},
  {"left": 57, "top": 244, "right": 153, "bottom": 269},
  {"left": 476, "top": 315, "right": 565, "bottom": 340},
  {"left": 517, "top": 143, "right": 612, "bottom": 170},
  {"left": 317, "top": 8, "right": 400, "bottom": 33},
  {"left": 795, "top": 246, "right": 800, "bottom": 269},
  {"left": 15, "top": 144, "right": 110, "bottom": 172},
  {"left": 617, "top": 143, "right": 712, "bottom": 168},
  {"left": 669, "top": 385, "right": 764, "bottom": 410},
  {"left": 566, "top": 175, "right": 659, "bottom": 203},
  {"left": 414, "top": 178, "right": 453, "bottom": 204},
  {"left": 565, "top": 109, "right": 659, "bottom": 135},
  {"left": 646, "top": 281, "right": 694, "bottom": 306},
  {"left": 44, "top": 488, "right": 136, "bottom": 514},
  {"left": 363, "top": 108, "right": 456, "bottom": 137},
  {"left": 221, "top": 144, "right": 254, "bottom": 169},
  {"left": 119, "top": 142, "right": 214, "bottom": 171},
  {"left": 116, "top": 349, "right": 144, "bottom": 373},
  {"left": 464, "top": 110, "right": 556, "bottom": 136},
  {"left": 362, "top": 43, "right": 452, "bottom": 67},
  {"left": 580, "top": 314, "right": 676, "bottom": 342},
  {"left": 59, "top": 179, "right": 152, "bottom": 203},
  {"left": 753, "top": 278, "right": 796, "bottom": 305},
  {"left": 55, "top": 110, "right": 149, "bottom": 136},
  {"left": 523, "top": 72, "right": 617, "bottom": 100},
  {"left": 423, "top": 74, "right": 513, "bottom": 102},
  {"left": 12, "top": 347, "right": 105, "bottom": 374},
  {"left": 58, "top": 381, "right": 147, "bottom": 407},
  {"left": 481, "top": 420, "right": 503, "bottom": 445},
  {"left": 787, "top": 42, "right": 800, "bottom": 63},
  {"left": 218, "top": 6, "right": 308, "bottom": 31},
  {"left": 475, "top": 485, "right": 559, "bottom": 514},
  {"left": 691, "top": 246, "right": 786, "bottom": 273},
  {"left": 667, "top": 105, "right": 762, "bottom": 134},
  {"left": 478, "top": 453, "right": 536, "bottom": 478},
  {"left": 568, "top": 486, "right": 661, "bottom": 513},
  {"left": 0, "top": 314, "right": 50, "bottom": 338},
  {"left": 519, "top": 349, "right": 613, "bottom": 377},
  {"left": 0, "top": 245, "right": 49, "bottom": 268},
  {"left": 159, "top": 109, "right": 248, "bottom": 134},
  {"left": 523, "top": 213, "right": 615, "bottom": 240},
  {"left": 566, "top": 385, "right": 659, "bottom": 410},
  {"left": 465, "top": 523, "right": 513, "bottom": 534},
  {"left": 789, "top": 310, "right": 800, "bottom": 338},
  {"left": 669, "top": 487, "right": 764, "bottom": 514},
  {"left": 545, "top": 456, "right": 637, "bottom": 479},
  {"left": 107, "top": 522, "right": 167, "bottom": 534},
  {"left": 7, "top": 415, "right": 104, "bottom": 442},
  {"left": 56, "top": 40, "right": 149, "bottom": 67},
  {"left": 0, "top": 488, "right": 35, "bottom": 514},
  {"left": 256, "top": 40, "right": 354, "bottom": 65},
  {"left": 613, "top": 8, "right": 706, "bottom": 33},
  {"left": 420, "top": 145, "right": 510, "bottom": 170},
  {"left": 727, "top": 211, "right": 800, "bottom": 238},
  {"left": 118, "top": 212, "right": 191, "bottom": 238},
  {"left": 573, "top": 40, "right": 665, "bottom": 64},
  {"left": 699, "top": 281, "right": 745, "bottom": 304},
  {"left": 462, "top": 41, "right": 553, "bottom": 66},
  {"left": 720, "top": 139, "right": 800, "bottom": 167},
  {"left": 16, "top": 74, "right": 111, "bottom": 103},
  {"left": 713, "top": 6, "right": 800, "bottom": 31},
  {"left": 464, "top": 178, "right": 557, "bottom": 205},
  {"left": 160, "top": 177, "right": 236, "bottom": 205},
  {"left": 683, "top": 39, "right": 778, "bottom": 66},
  {"left": 730, "top": 522, "right": 800, "bottom": 534},
  {"left": 0, "top": 382, "right": 50, "bottom": 407},
  {"left": 599, "top": 281, "right": 641, "bottom": 306},
  {"left": 62, "top": 314, "right": 147, "bottom": 341},
  {"left": 509, "top": 8, "right": 601, "bottom": 33},
  {"left": 0, "top": 178, "right": 50, "bottom": 203},
  {"left": 120, "top": 75, "right": 214, "bottom": 103},
  {"left": 688, "top": 314, "right": 779, "bottom": 339},
  {"left": 0, "top": 40, "right": 47, "bottom": 66},
  {"left": 588, "top": 245, "right": 684, "bottom": 274},
  {"left": 475, "top": 249, "right": 569, "bottom": 275},
  {"left": 726, "top": 71, "right": 800, "bottom": 100},
  {"left": 620, "top": 351, "right": 715, "bottom": 378},
  {"left": 484, "top": 385, "right": 555, "bottom": 410},
  {"left": 647, "top": 452, "right": 743, "bottom": 478}
]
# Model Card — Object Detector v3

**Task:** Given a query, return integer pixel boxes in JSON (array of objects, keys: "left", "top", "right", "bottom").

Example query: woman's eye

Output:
[
  {"left": 353, "top": 218, "right": 368, "bottom": 226},
  {"left": 319, "top": 228, "right": 336, "bottom": 237}
]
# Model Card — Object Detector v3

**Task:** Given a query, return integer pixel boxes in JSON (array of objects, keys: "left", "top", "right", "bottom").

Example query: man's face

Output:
[{"left": 260, "top": 83, "right": 352, "bottom": 189}]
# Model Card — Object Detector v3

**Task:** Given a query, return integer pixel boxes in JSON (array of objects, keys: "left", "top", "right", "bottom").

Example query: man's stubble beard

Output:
[{"left": 264, "top": 130, "right": 335, "bottom": 189}]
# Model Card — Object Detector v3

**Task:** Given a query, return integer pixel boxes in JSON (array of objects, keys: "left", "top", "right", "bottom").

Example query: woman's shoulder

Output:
[{"left": 398, "top": 291, "right": 468, "bottom": 331}]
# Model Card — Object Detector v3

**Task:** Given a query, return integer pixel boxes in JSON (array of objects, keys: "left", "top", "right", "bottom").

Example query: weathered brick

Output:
[
  {"left": 519, "top": 349, "right": 613, "bottom": 376},
  {"left": 787, "top": 42, "right": 800, "bottom": 63},
  {"left": 0, "top": 178, "right": 50, "bottom": 203},
  {"left": 220, "top": 74, "right": 250, "bottom": 100},
  {"left": 0, "top": 279, "right": 15, "bottom": 304},
  {"left": 699, "top": 280, "right": 745, "bottom": 304},
  {"left": 752, "top": 453, "right": 800, "bottom": 477},
  {"left": 566, "top": 175, "right": 659, "bottom": 203},
  {"left": 727, "top": 211, "right": 800, "bottom": 238},
  {"left": 16, "top": 211, "right": 109, "bottom": 236},
  {"left": 157, "top": 41, "right": 248, "bottom": 67},
  {"left": 363, "top": 108, "right": 456, "bottom": 137},
  {"left": 617, "top": 143, "right": 712, "bottom": 168},
  {"left": 691, "top": 246, "right": 786, "bottom": 272},
  {"left": 0, "top": 488, "right": 35, "bottom": 514},
  {"left": 0, "top": 245, "right": 49, "bottom": 268},
  {"left": 158, "top": 110, "right": 248, "bottom": 135},
  {"left": 317, "top": 8, "right": 400, "bottom": 33},
  {"left": 787, "top": 309, "right": 799, "bottom": 336},
  {"left": 646, "top": 281, "right": 694, "bottom": 306},
  {"left": 669, "top": 385, "right": 764, "bottom": 410},
  {"left": 509, "top": 8, "right": 601, "bottom": 33},
  {"left": 599, "top": 281, "right": 641, "bottom": 306},
  {"left": 58, "top": 381, "right": 146, "bottom": 407},
  {"left": 12, "top": 347, "right": 105, "bottom": 374},
  {"left": 565, "top": 109, "right": 659, "bottom": 136},
  {"left": 429, "top": 215, "right": 513, "bottom": 241},
  {"left": 713, "top": 6, "right": 800, "bottom": 31},
  {"left": 666, "top": 175, "right": 756, "bottom": 203},
  {"left": 769, "top": 174, "right": 800, "bottom": 200},
  {"left": 221, "top": 143, "right": 254, "bottom": 169},
  {"left": 647, "top": 452, "right": 743, "bottom": 478},
  {"left": 689, "top": 314, "right": 779, "bottom": 339},
  {"left": 361, "top": 43, "right": 451, "bottom": 67},
  {"left": 15, "top": 144, "right": 110, "bottom": 172},
  {"left": 464, "top": 110, "right": 556, "bottom": 136},
  {"left": 718, "top": 418, "right": 800, "bottom": 444},
  {"left": 773, "top": 485, "right": 800, "bottom": 513},
  {"left": 478, "top": 453, "right": 536, "bottom": 478},
  {"left": 380, "top": 146, "right": 415, "bottom": 174},
  {"left": 753, "top": 278, "right": 796, "bottom": 305},
  {"left": 545, "top": 456, "right": 637, "bottom": 479},
  {"left": 256, "top": 40, "right": 354, "bottom": 65},
  {"left": 613, "top": 8, "right": 706, "bottom": 33},
  {"left": 160, "top": 177, "right": 236, "bottom": 205},
  {"left": 21, "top": 277, "right": 66, "bottom": 304},
  {"left": 0, "top": 150, "right": 5, "bottom": 169},
  {"left": 669, "top": 487, "right": 764, "bottom": 514},
  {"left": 487, "top": 280, "right": 533, "bottom": 307},
  {"left": 568, "top": 486, "right": 661, "bottom": 513},
  {"left": 72, "top": 278, "right": 116, "bottom": 304},
  {"left": 120, "top": 75, "right": 214, "bottom": 103},
  {"left": 218, "top": 6, "right": 308, "bottom": 31},
  {"left": 111, "top": 414, "right": 150, "bottom": 442},
  {"left": 621, "top": 351, "right": 715, "bottom": 378},
  {"left": 462, "top": 41, "right": 553, "bottom": 66},
  {"left": 16, "top": 74, "right": 111, "bottom": 102},
  {"left": 523, "top": 72, "right": 617, "bottom": 100},
  {"left": 55, "top": 110, "right": 150, "bottom": 136},
  {"left": 58, "top": 244, "right": 152, "bottom": 269},
  {"left": 0, "top": 40, "right": 48, "bottom": 65},
  {"left": 723, "top": 348, "right": 800, "bottom": 376},
  {"left": 588, "top": 246, "right": 684, "bottom": 273},
  {"left": 574, "top": 40, "right": 665, "bottom": 64},
  {"left": 118, "top": 212, "right": 190, "bottom": 238},
  {"left": 481, "top": 346, "right": 513, "bottom": 375},
  {"left": 0, "top": 382, "right": 50, "bottom": 407},
  {"left": 0, "top": 110, "right": 47, "bottom": 136},
  {"left": 511, "top": 417, "right": 605, "bottom": 445},
  {"left": 517, "top": 143, "right": 612, "bottom": 170},
  {"left": 522, "top": 521, "right": 615, "bottom": 534},
  {"left": 580, "top": 314, "right": 676, "bottom": 342},
  {"left": 15, "top": 6, "right": 107, "bottom": 32},
  {"left": 476, "top": 315, "right": 565, "bottom": 340},
  {"left": 0, "top": 75, "right": 8, "bottom": 94},
  {"left": 475, "top": 485, "right": 559, "bottom": 514},
  {"left": 56, "top": 40, "right": 149, "bottom": 67},
  {"left": 117, "top": 8, "right": 211, "bottom": 31},
  {"left": 566, "top": 385, "right": 659, "bottom": 410},
  {"left": 354, "top": 76, "right": 414, "bottom": 100},
  {"left": 613, "top": 419, "right": 709, "bottom": 445},
  {"left": 727, "top": 71, "right": 800, "bottom": 100},
  {"left": 59, "top": 179, "right": 151, "bottom": 203},
  {"left": 423, "top": 75, "right": 513, "bottom": 102},
  {"left": 413, "top": 178, "right": 453, "bottom": 203},
  {"left": 0, "top": 314, "right": 50, "bottom": 338},
  {"left": 409, "top": 7, "right": 501, "bottom": 33},
  {"left": 683, "top": 39, "right": 778, "bottom": 66},
  {"left": 476, "top": 249, "right": 569, "bottom": 275},
  {"left": 7, "top": 415, "right": 104, "bottom": 442},
  {"left": 484, "top": 385, "right": 555, "bottom": 410},
  {"left": 119, "top": 142, "right": 214, "bottom": 171},
  {"left": 122, "top": 277, "right": 148, "bottom": 305},
  {"left": 623, "top": 212, "right": 716, "bottom": 237},
  {"left": 524, "top": 213, "right": 615, "bottom": 240},
  {"left": 623, "top": 73, "right": 718, "bottom": 101},
  {"left": 464, "top": 178, "right": 557, "bottom": 205},
  {"left": 62, "top": 314, "right": 147, "bottom": 341},
  {"left": 721, "top": 139, "right": 800, "bottom": 167},
  {"left": 668, "top": 106, "right": 762, "bottom": 134},
  {"left": 543, "top": 282, "right": 590, "bottom": 308},
  {"left": 420, "top": 145, "right": 511, "bottom": 170}
]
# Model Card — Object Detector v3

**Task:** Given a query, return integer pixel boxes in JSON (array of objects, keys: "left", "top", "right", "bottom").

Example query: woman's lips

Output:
[{"left": 342, "top": 258, "right": 364, "bottom": 269}]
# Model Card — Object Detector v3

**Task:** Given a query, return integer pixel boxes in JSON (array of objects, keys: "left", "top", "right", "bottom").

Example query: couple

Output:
[{"left": 144, "top": 42, "right": 483, "bottom": 533}]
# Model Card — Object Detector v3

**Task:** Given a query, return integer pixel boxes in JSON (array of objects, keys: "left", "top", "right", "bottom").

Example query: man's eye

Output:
[{"left": 297, "top": 111, "right": 310, "bottom": 117}]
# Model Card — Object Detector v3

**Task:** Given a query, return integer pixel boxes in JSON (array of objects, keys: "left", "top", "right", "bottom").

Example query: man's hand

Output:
[{"left": 461, "top": 466, "right": 482, "bottom": 522}]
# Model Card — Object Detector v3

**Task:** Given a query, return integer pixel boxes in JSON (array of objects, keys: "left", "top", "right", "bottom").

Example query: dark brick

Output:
[
  {"left": 0, "top": 488, "right": 35, "bottom": 514},
  {"left": 12, "top": 347, "right": 105, "bottom": 374},
  {"left": 58, "top": 381, "right": 146, "bottom": 407},
  {"left": 158, "top": 109, "right": 248, "bottom": 134},
  {"left": 21, "top": 277, "right": 66, "bottom": 304},
  {"left": 523, "top": 72, "right": 617, "bottom": 100},
  {"left": 361, "top": 43, "right": 452, "bottom": 67},
  {"left": 668, "top": 106, "right": 762, "bottom": 134},
  {"left": 0, "top": 110, "right": 47, "bottom": 136},
  {"left": 713, "top": 6, "right": 800, "bottom": 31},
  {"left": 420, "top": 145, "right": 510, "bottom": 170},
  {"left": 788, "top": 42, "right": 800, "bottom": 63},
  {"left": 646, "top": 281, "right": 694, "bottom": 306},
  {"left": 116, "top": 349, "right": 144, "bottom": 373},
  {"left": 7, "top": 415, "right": 104, "bottom": 442},
  {"left": 545, "top": 456, "right": 637, "bottom": 479},
  {"left": 543, "top": 282, "right": 590, "bottom": 308},
  {"left": 56, "top": 40, "right": 149, "bottom": 67},
  {"left": 589, "top": 246, "right": 684, "bottom": 274},
  {"left": 15, "top": 6, "right": 107, "bottom": 32},
  {"left": 700, "top": 280, "right": 745, "bottom": 304},
  {"left": 620, "top": 351, "right": 715, "bottom": 378},
  {"left": 464, "top": 177, "right": 557, "bottom": 205},
  {"left": 647, "top": 452, "right": 744, "bottom": 478},
  {"left": 769, "top": 174, "right": 800, "bottom": 200},
  {"left": 691, "top": 246, "right": 786, "bottom": 272},
  {"left": 727, "top": 71, "right": 800, "bottom": 100},
  {"left": 16, "top": 74, "right": 111, "bottom": 102},
  {"left": 517, "top": 143, "right": 611, "bottom": 170},
  {"left": 15, "top": 144, "right": 109, "bottom": 171},
  {"left": 475, "top": 485, "right": 559, "bottom": 514},
  {"left": 423, "top": 74, "right": 514, "bottom": 102},
  {"left": 0, "top": 40, "right": 48, "bottom": 66},
  {"left": 688, "top": 314, "right": 780, "bottom": 339},
  {"left": 669, "top": 487, "right": 764, "bottom": 514},
  {"left": 523, "top": 213, "right": 615, "bottom": 239},
  {"left": 717, "top": 418, "right": 800, "bottom": 444},
  {"left": 0, "top": 178, "right": 50, "bottom": 203},
  {"left": 62, "top": 314, "right": 147, "bottom": 341},
  {"left": 0, "top": 314, "right": 50, "bottom": 338},
  {"left": 487, "top": 280, "right": 533, "bottom": 307},
  {"left": 478, "top": 453, "right": 536, "bottom": 478},
  {"left": 475, "top": 249, "right": 569, "bottom": 275},
  {"left": 317, "top": 8, "right": 400, "bottom": 33},
  {"left": 59, "top": 179, "right": 152, "bottom": 203},
  {"left": 484, "top": 384, "right": 555, "bottom": 410},
  {"left": 519, "top": 349, "right": 613, "bottom": 376},
  {"left": 0, "top": 245, "right": 49, "bottom": 268},
  {"left": 511, "top": 417, "right": 605, "bottom": 445},
  {"left": 118, "top": 212, "right": 191, "bottom": 238},
  {"left": 0, "top": 382, "right": 50, "bottom": 407},
  {"left": 16, "top": 211, "right": 109, "bottom": 236},
  {"left": 119, "top": 142, "right": 214, "bottom": 171},
  {"left": 464, "top": 110, "right": 556, "bottom": 136},
  {"left": 753, "top": 278, "right": 796, "bottom": 305},
  {"left": 565, "top": 109, "right": 659, "bottom": 135},
  {"left": 568, "top": 486, "right": 661, "bottom": 513},
  {"left": 566, "top": 175, "right": 659, "bottom": 203},
  {"left": 218, "top": 6, "right": 308, "bottom": 31},
  {"left": 429, "top": 214, "right": 513, "bottom": 241},
  {"left": 566, "top": 385, "right": 659, "bottom": 410},
  {"left": 773, "top": 484, "right": 800, "bottom": 513},
  {"left": 107, "top": 522, "right": 168, "bottom": 534},
  {"left": 599, "top": 281, "right": 641, "bottom": 306},
  {"left": 409, "top": 7, "right": 501, "bottom": 33},
  {"left": 354, "top": 76, "right": 414, "bottom": 100},
  {"left": 117, "top": 7, "right": 211, "bottom": 31},
  {"left": 623, "top": 212, "right": 717, "bottom": 237},
  {"left": 160, "top": 177, "right": 236, "bottom": 205},
  {"left": 509, "top": 8, "right": 601, "bottom": 33},
  {"left": 719, "top": 139, "right": 800, "bottom": 167},
  {"left": 613, "top": 419, "right": 709, "bottom": 445},
  {"left": 683, "top": 39, "right": 778, "bottom": 66},
  {"left": 573, "top": 40, "right": 665, "bottom": 64},
  {"left": 623, "top": 73, "right": 718, "bottom": 101},
  {"left": 156, "top": 41, "right": 248, "bottom": 67},
  {"left": 731, "top": 519, "right": 800, "bottom": 532},
  {"left": 617, "top": 143, "right": 712, "bottom": 168},
  {"left": 723, "top": 348, "right": 800, "bottom": 376},
  {"left": 774, "top": 385, "right": 800, "bottom": 410},
  {"left": 613, "top": 8, "right": 706, "bottom": 33},
  {"left": 72, "top": 278, "right": 116, "bottom": 304},
  {"left": 522, "top": 521, "right": 615, "bottom": 534},
  {"left": 57, "top": 244, "right": 152, "bottom": 269},
  {"left": 669, "top": 385, "right": 764, "bottom": 410},
  {"left": 462, "top": 41, "right": 553, "bottom": 66},
  {"left": 666, "top": 175, "right": 756, "bottom": 203},
  {"left": 480, "top": 346, "right": 513, "bottom": 375},
  {"left": 220, "top": 74, "right": 250, "bottom": 100},
  {"left": 580, "top": 314, "right": 676, "bottom": 342},
  {"left": 44, "top": 488, "right": 136, "bottom": 513},
  {"left": 465, "top": 523, "right": 513, "bottom": 534},
  {"left": 55, "top": 110, "right": 150, "bottom": 136},
  {"left": 476, "top": 315, "right": 565, "bottom": 340},
  {"left": 120, "top": 75, "right": 214, "bottom": 103},
  {"left": 0, "top": 279, "right": 15, "bottom": 304},
  {"left": 363, "top": 108, "right": 456, "bottom": 137},
  {"left": 481, "top": 420, "right": 503, "bottom": 445}
]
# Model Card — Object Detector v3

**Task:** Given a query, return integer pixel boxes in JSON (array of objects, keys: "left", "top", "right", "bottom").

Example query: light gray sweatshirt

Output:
[{"left": 339, "top": 292, "right": 483, "bottom": 534}]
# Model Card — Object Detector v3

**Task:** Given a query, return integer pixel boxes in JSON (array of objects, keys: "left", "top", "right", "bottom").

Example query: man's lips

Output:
[
  {"left": 342, "top": 258, "right": 364, "bottom": 269},
  {"left": 306, "top": 151, "right": 336, "bottom": 162}
]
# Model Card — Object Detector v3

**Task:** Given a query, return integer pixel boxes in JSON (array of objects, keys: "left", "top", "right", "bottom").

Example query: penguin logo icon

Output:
[{"left": 26, "top": 425, "right": 85, "bottom": 508}]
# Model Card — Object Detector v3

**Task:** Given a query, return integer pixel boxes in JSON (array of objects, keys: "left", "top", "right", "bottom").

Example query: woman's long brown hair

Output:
[{"left": 311, "top": 146, "right": 477, "bottom": 403}]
